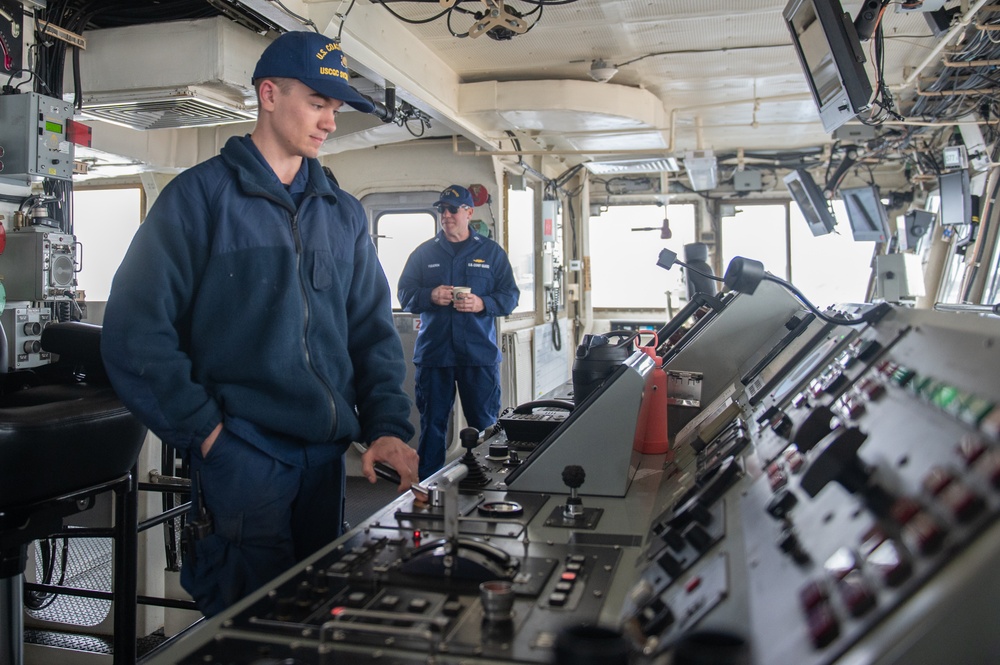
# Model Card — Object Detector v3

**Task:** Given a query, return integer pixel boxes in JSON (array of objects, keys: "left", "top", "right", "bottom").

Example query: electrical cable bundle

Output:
[
  {"left": 372, "top": 0, "right": 579, "bottom": 39},
  {"left": 911, "top": 11, "right": 1000, "bottom": 122}
]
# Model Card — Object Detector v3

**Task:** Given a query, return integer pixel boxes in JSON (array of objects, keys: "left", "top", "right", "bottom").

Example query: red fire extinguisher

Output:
[{"left": 632, "top": 330, "right": 671, "bottom": 458}]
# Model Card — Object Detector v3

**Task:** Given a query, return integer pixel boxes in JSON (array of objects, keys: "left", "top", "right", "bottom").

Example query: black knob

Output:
[
  {"left": 766, "top": 488, "right": 798, "bottom": 520},
  {"left": 683, "top": 523, "right": 714, "bottom": 553},
  {"left": 770, "top": 412, "right": 793, "bottom": 439},
  {"left": 777, "top": 527, "right": 811, "bottom": 565},
  {"left": 562, "top": 465, "right": 586, "bottom": 490},
  {"left": 792, "top": 405, "right": 837, "bottom": 452},
  {"left": 660, "top": 527, "right": 686, "bottom": 552},
  {"left": 800, "top": 427, "right": 897, "bottom": 518},
  {"left": 460, "top": 427, "right": 480, "bottom": 451},
  {"left": 657, "top": 550, "right": 683, "bottom": 577},
  {"left": 800, "top": 428, "right": 869, "bottom": 497},
  {"left": 687, "top": 502, "right": 713, "bottom": 526}
]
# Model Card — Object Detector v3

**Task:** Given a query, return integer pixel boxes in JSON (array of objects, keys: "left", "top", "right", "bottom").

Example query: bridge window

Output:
[
  {"left": 374, "top": 211, "right": 437, "bottom": 309},
  {"left": 721, "top": 202, "right": 876, "bottom": 307},
  {"left": 589, "top": 203, "right": 697, "bottom": 309},
  {"left": 507, "top": 184, "right": 536, "bottom": 315},
  {"left": 789, "top": 200, "right": 879, "bottom": 306},
  {"left": 73, "top": 186, "right": 143, "bottom": 302}
]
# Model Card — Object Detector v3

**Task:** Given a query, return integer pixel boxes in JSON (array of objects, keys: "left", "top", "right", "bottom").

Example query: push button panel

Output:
[{"left": 741, "top": 316, "right": 1000, "bottom": 665}]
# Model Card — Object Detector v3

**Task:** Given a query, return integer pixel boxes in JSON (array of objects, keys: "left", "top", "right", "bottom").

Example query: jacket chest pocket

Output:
[
  {"left": 312, "top": 250, "right": 334, "bottom": 291},
  {"left": 467, "top": 273, "right": 491, "bottom": 293}
]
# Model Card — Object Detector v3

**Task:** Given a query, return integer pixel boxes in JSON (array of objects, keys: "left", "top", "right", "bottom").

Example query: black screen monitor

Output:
[
  {"left": 784, "top": 169, "right": 837, "bottom": 236},
  {"left": 938, "top": 170, "right": 971, "bottom": 226},
  {"left": 840, "top": 186, "right": 890, "bottom": 242},
  {"left": 784, "top": 0, "right": 873, "bottom": 133}
]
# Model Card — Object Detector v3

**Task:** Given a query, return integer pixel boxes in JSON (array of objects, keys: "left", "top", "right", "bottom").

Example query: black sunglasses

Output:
[{"left": 436, "top": 204, "right": 469, "bottom": 214}]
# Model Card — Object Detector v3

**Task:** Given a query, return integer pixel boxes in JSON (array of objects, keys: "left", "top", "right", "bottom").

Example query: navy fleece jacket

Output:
[{"left": 102, "top": 135, "right": 413, "bottom": 466}]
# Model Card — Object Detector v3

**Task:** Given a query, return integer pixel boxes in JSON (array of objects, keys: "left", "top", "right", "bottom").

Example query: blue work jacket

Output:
[
  {"left": 398, "top": 230, "right": 519, "bottom": 367},
  {"left": 102, "top": 136, "right": 413, "bottom": 466}
]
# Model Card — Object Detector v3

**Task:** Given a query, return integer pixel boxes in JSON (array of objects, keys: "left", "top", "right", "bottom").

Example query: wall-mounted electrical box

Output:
[
  {"left": 0, "top": 231, "right": 78, "bottom": 301},
  {"left": 0, "top": 304, "right": 53, "bottom": 371},
  {"left": 541, "top": 200, "right": 558, "bottom": 243},
  {"left": 0, "top": 92, "right": 76, "bottom": 183}
]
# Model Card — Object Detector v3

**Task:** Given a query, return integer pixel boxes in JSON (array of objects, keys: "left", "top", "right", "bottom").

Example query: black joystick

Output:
[
  {"left": 458, "top": 427, "right": 490, "bottom": 489},
  {"left": 800, "top": 427, "right": 895, "bottom": 518},
  {"left": 562, "top": 465, "right": 586, "bottom": 519}
]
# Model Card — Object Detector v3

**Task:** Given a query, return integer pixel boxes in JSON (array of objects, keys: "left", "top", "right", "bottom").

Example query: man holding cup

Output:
[{"left": 398, "top": 185, "right": 520, "bottom": 479}]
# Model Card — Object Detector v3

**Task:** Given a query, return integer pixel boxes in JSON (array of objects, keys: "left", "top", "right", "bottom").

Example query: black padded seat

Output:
[
  {"left": 0, "top": 321, "right": 148, "bottom": 665},
  {"left": 0, "top": 384, "right": 146, "bottom": 509},
  {"left": 0, "top": 321, "right": 147, "bottom": 575}
]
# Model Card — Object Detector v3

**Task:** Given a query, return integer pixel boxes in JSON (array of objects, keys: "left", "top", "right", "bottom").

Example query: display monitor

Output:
[
  {"left": 784, "top": 169, "right": 837, "bottom": 236},
  {"left": 784, "top": 0, "right": 873, "bottom": 133},
  {"left": 840, "top": 186, "right": 890, "bottom": 242},
  {"left": 938, "top": 170, "right": 972, "bottom": 226}
]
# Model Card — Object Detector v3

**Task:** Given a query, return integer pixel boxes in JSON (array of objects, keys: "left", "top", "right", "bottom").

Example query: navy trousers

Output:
[
  {"left": 181, "top": 428, "right": 344, "bottom": 616},
  {"left": 414, "top": 364, "right": 501, "bottom": 479}
]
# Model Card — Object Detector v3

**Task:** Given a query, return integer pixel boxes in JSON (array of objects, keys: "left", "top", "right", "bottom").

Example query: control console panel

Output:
[{"left": 149, "top": 304, "right": 1000, "bottom": 665}]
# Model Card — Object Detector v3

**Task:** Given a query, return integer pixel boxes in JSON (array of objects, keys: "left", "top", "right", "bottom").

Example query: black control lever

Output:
[{"left": 373, "top": 461, "right": 402, "bottom": 486}]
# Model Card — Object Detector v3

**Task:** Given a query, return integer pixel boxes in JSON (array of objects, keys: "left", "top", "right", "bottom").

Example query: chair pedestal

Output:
[
  {"left": 0, "top": 322, "right": 147, "bottom": 665},
  {"left": 1, "top": 574, "right": 23, "bottom": 665}
]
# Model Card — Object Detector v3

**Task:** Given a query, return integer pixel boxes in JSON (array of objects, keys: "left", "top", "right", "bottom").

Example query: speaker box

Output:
[{"left": 902, "top": 210, "right": 933, "bottom": 251}]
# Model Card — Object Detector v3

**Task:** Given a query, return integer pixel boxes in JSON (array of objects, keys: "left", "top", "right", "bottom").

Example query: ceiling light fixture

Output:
[{"left": 588, "top": 59, "right": 619, "bottom": 83}]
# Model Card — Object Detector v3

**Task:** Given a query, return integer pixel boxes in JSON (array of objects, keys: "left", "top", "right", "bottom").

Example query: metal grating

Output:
[
  {"left": 24, "top": 629, "right": 113, "bottom": 654},
  {"left": 27, "top": 536, "right": 111, "bottom": 627}
]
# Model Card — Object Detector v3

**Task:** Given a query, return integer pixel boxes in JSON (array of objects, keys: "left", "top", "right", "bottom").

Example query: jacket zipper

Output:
[{"left": 290, "top": 208, "right": 339, "bottom": 441}]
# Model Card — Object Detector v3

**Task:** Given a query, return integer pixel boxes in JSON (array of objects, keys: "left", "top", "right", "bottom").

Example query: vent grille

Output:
[
  {"left": 583, "top": 157, "right": 679, "bottom": 175},
  {"left": 80, "top": 88, "right": 255, "bottom": 130}
]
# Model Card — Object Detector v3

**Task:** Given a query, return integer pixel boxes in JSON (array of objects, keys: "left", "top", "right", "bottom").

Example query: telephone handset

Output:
[
  {"left": 500, "top": 399, "right": 575, "bottom": 442},
  {"left": 512, "top": 399, "right": 575, "bottom": 414}
]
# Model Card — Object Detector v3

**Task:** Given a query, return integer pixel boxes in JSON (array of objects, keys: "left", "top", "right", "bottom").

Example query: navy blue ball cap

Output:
[
  {"left": 252, "top": 31, "right": 375, "bottom": 114},
  {"left": 434, "top": 185, "right": 474, "bottom": 208}
]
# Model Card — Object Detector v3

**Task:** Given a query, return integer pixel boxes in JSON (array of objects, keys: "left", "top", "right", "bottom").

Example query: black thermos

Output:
[{"left": 571, "top": 331, "right": 636, "bottom": 405}]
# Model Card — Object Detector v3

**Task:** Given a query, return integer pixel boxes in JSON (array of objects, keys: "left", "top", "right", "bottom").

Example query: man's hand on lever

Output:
[{"left": 362, "top": 436, "right": 420, "bottom": 493}]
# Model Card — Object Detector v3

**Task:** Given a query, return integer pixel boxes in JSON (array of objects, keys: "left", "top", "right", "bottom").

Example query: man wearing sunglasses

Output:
[{"left": 398, "top": 185, "right": 520, "bottom": 479}]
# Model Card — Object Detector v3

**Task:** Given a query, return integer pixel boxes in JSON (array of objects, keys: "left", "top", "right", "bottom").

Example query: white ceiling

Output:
[{"left": 330, "top": 0, "right": 948, "bottom": 159}]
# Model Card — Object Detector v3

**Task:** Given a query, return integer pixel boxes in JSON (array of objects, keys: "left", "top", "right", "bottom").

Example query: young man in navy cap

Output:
[
  {"left": 398, "top": 185, "right": 520, "bottom": 479},
  {"left": 102, "top": 31, "right": 419, "bottom": 616}
]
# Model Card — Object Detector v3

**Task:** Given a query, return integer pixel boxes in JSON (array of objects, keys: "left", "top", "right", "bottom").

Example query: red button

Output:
[
  {"left": 859, "top": 377, "right": 886, "bottom": 401},
  {"left": 904, "top": 511, "right": 946, "bottom": 555},
  {"left": 865, "top": 539, "right": 912, "bottom": 587},
  {"left": 784, "top": 447, "right": 805, "bottom": 473},
  {"left": 837, "top": 570, "right": 876, "bottom": 617},
  {"left": 857, "top": 525, "right": 886, "bottom": 558},
  {"left": 806, "top": 603, "right": 839, "bottom": 648},
  {"left": 973, "top": 449, "right": 1000, "bottom": 488},
  {"left": 560, "top": 571, "right": 578, "bottom": 583},
  {"left": 799, "top": 580, "right": 827, "bottom": 611},
  {"left": 938, "top": 482, "right": 985, "bottom": 523},
  {"left": 823, "top": 547, "right": 856, "bottom": 581},
  {"left": 889, "top": 497, "right": 920, "bottom": 525},
  {"left": 685, "top": 576, "right": 702, "bottom": 593},
  {"left": 921, "top": 467, "right": 954, "bottom": 496},
  {"left": 956, "top": 435, "right": 986, "bottom": 466}
]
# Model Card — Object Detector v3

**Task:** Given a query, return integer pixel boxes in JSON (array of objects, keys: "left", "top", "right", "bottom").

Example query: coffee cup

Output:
[{"left": 453, "top": 286, "right": 471, "bottom": 306}]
